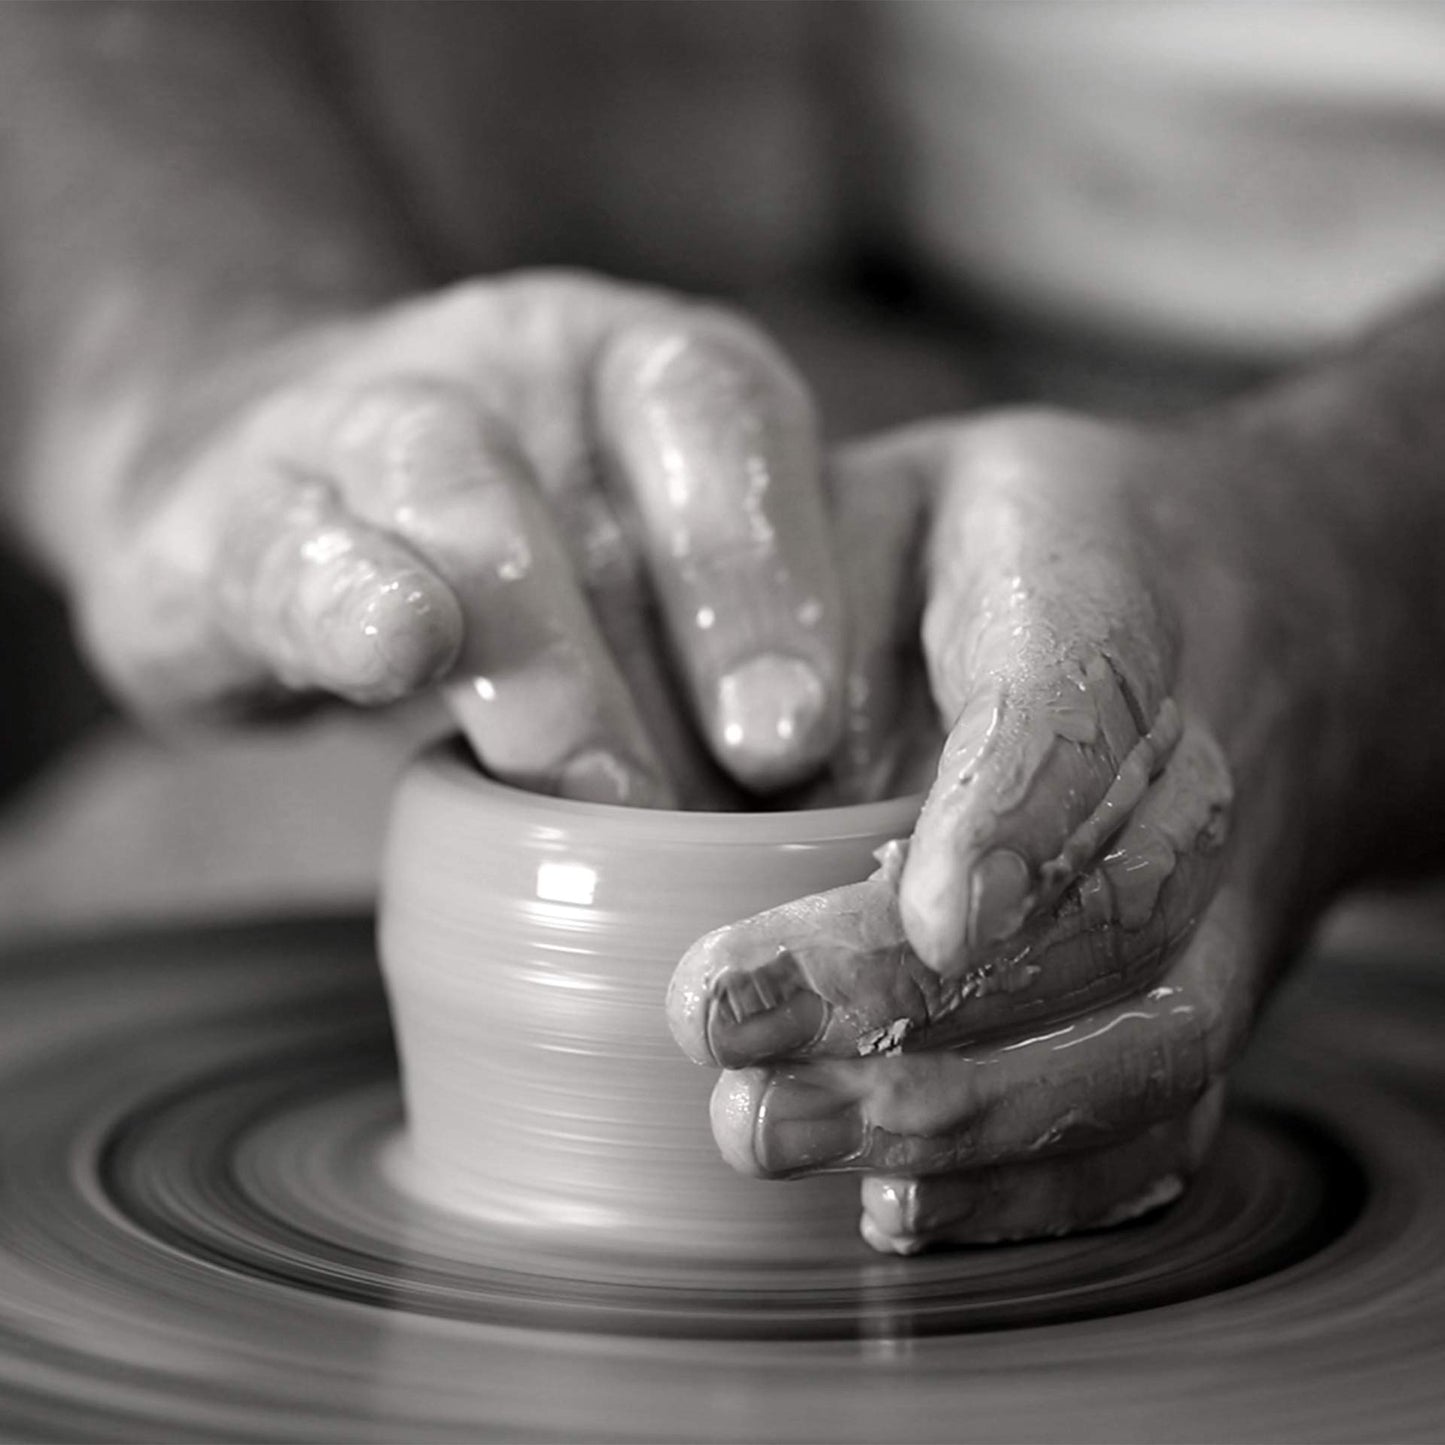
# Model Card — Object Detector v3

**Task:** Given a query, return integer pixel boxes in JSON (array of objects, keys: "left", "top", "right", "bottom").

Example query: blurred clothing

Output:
[
  {"left": 332, "top": 1, "right": 1445, "bottom": 364},
  {"left": 8, "top": 0, "right": 1445, "bottom": 937},
  {"left": 884, "top": 1, "right": 1445, "bottom": 361}
]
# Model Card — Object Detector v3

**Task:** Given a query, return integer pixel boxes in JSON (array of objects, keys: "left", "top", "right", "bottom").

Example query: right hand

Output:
[
  {"left": 78, "top": 271, "right": 848, "bottom": 806},
  {"left": 672, "top": 408, "right": 1358, "bottom": 1251}
]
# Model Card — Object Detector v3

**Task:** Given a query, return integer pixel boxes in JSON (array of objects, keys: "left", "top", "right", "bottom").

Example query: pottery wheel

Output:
[{"left": 0, "top": 917, "right": 1440, "bottom": 1441}]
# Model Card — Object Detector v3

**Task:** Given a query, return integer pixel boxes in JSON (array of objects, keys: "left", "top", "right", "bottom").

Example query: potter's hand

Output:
[
  {"left": 81, "top": 273, "right": 843, "bottom": 805},
  {"left": 671, "top": 409, "right": 1360, "bottom": 1251}
]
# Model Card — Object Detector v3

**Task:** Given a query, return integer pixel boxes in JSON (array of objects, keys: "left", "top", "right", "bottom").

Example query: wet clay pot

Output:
[{"left": 379, "top": 740, "right": 918, "bottom": 1261}]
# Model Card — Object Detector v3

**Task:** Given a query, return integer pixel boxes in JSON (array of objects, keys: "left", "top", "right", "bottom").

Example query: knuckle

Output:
[
  {"left": 420, "top": 477, "right": 537, "bottom": 568},
  {"left": 496, "top": 266, "right": 646, "bottom": 312},
  {"left": 331, "top": 377, "right": 477, "bottom": 467},
  {"left": 438, "top": 273, "right": 558, "bottom": 350},
  {"left": 687, "top": 302, "right": 793, "bottom": 369},
  {"left": 459, "top": 269, "right": 672, "bottom": 359},
  {"left": 603, "top": 305, "right": 806, "bottom": 414},
  {"left": 426, "top": 276, "right": 502, "bottom": 327},
  {"left": 947, "top": 407, "right": 1129, "bottom": 481}
]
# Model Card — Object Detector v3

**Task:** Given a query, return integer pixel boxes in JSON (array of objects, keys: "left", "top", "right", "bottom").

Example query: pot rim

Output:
[{"left": 413, "top": 737, "right": 923, "bottom": 848}]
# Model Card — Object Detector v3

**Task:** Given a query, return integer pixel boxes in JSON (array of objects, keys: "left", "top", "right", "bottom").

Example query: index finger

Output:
[
  {"left": 596, "top": 309, "right": 845, "bottom": 792},
  {"left": 285, "top": 376, "right": 676, "bottom": 806}
]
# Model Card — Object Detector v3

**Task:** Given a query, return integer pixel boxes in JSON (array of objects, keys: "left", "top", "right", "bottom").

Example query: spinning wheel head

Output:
[{"left": 0, "top": 913, "right": 1437, "bottom": 1438}]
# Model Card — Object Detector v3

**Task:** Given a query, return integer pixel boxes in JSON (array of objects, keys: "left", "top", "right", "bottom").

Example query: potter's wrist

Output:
[
  {"left": 1120, "top": 401, "right": 1363, "bottom": 896},
  {"left": 1198, "top": 378, "right": 1445, "bottom": 882}
]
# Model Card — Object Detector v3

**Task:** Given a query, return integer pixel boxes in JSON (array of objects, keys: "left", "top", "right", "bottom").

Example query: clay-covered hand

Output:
[
  {"left": 78, "top": 272, "right": 845, "bottom": 806},
  {"left": 671, "top": 409, "right": 1346, "bottom": 1251}
]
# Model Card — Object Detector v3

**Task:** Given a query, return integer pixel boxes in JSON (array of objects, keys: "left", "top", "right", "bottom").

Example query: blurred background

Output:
[{"left": 2, "top": 0, "right": 1442, "bottom": 936}]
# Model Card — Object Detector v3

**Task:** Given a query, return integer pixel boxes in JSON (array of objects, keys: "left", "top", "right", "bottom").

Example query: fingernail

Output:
[
  {"left": 862, "top": 1175, "right": 923, "bottom": 1238},
  {"left": 558, "top": 748, "right": 674, "bottom": 808},
  {"left": 968, "top": 848, "right": 1033, "bottom": 949},
  {"left": 755, "top": 1075, "right": 863, "bottom": 1176},
  {"left": 706, "top": 960, "right": 827, "bottom": 1067},
  {"left": 316, "top": 571, "right": 459, "bottom": 700},
  {"left": 366, "top": 576, "right": 462, "bottom": 691},
  {"left": 714, "top": 653, "right": 830, "bottom": 787}
]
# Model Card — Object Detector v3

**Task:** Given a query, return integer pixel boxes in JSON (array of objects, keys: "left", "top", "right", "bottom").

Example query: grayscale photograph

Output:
[{"left": 0, "top": 3, "right": 1438, "bottom": 1441}]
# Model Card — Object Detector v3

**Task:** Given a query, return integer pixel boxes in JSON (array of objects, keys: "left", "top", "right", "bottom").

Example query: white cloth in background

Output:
[
  {"left": 13, "top": 1, "right": 1445, "bottom": 936},
  {"left": 883, "top": 1, "right": 1445, "bottom": 359}
]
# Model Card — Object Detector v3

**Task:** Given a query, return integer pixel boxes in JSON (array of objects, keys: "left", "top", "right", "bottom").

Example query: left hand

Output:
[
  {"left": 68, "top": 273, "right": 853, "bottom": 806},
  {"left": 669, "top": 407, "right": 1344, "bottom": 1252}
]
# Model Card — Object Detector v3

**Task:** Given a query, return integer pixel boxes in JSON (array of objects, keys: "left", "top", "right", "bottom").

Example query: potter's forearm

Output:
[
  {"left": 0, "top": 2, "right": 423, "bottom": 579},
  {"left": 1177, "top": 294, "right": 1445, "bottom": 883}
]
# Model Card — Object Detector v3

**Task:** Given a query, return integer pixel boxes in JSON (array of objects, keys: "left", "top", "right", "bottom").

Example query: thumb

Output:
[{"left": 898, "top": 414, "right": 1180, "bottom": 974}]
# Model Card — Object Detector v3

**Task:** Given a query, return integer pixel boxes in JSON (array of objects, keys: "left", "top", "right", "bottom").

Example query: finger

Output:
[
  {"left": 669, "top": 845, "right": 935, "bottom": 1070},
  {"left": 549, "top": 485, "right": 743, "bottom": 811},
  {"left": 707, "top": 892, "right": 1253, "bottom": 1179},
  {"left": 670, "top": 841, "right": 927, "bottom": 1069},
  {"left": 896, "top": 417, "right": 1182, "bottom": 973},
  {"left": 814, "top": 435, "right": 937, "bottom": 804},
  {"left": 75, "top": 415, "right": 461, "bottom": 719},
  {"left": 859, "top": 1084, "right": 1224, "bottom": 1253},
  {"left": 215, "top": 474, "right": 462, "bottom": 705},
  {"left": 596, "top": 307, "right": 846, "bottom": 791},
  {"left": 670, "top": 720, "right": 1230, "bottom": 1067},
  {"left": 299, "top": 378, "right": 674, "bottom": 806}
]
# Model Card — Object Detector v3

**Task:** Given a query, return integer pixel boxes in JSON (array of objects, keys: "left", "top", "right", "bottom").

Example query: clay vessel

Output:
[{"left": 379, "top": 739, "right": 918, "bottom": 1261}]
